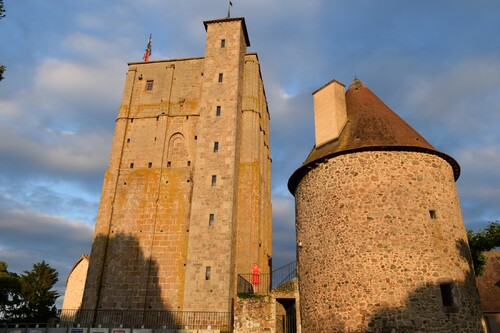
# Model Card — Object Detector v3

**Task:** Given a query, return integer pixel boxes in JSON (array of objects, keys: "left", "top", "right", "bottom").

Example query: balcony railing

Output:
[{"left": 237, "top": 261, "right": 297, "bottom": 295}]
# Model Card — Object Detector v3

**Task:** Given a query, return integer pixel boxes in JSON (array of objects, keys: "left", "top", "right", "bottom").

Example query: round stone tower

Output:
[{"left": 288, "top": 78, "right": 483, "bottom": 332}]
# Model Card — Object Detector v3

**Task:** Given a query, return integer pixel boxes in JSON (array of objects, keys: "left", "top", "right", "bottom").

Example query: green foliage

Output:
[
  {"left": 19, "top": 261, "right": 59, "bottom": 322},
  {"left": 0, "top": 0, "right": 5, "bottom": 81},
  {"left": 237, "top": 292, "right": 267, "bottom": 299},
  {"left": 0, "top": 262, "right": 21, "bottom": 320},
  {"left": 0, "top": 261, "right": 59, "bottom": 323},
  {"left": 467, "top": 221, "right": 500, "bottom": 276},
  {"left": 0, "top": 65, "right": 6, "bottom": 81}
]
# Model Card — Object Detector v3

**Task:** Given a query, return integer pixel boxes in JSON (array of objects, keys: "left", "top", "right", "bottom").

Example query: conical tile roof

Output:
[{"left": 288, "top": 79, "right": 460, "bottom": 194}]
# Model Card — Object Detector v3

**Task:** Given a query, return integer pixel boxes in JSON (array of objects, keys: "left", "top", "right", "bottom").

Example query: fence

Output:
[
  {"left": 237, "top": 261, "right": 297, "bottom": 295},
  {"left": 271, "top": 262, "right": 296, "bottom": 289},
  {"left": 236, "top": 273, "right": 271, "bottom": 295},
  {"left": 276, "top": 315, "right": 296, "bottom": 333},
  {"left": 2, "top": 309, "right": 232, "bottom": 331}
]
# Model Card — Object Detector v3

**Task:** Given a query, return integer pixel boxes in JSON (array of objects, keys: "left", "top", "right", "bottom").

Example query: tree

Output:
[
  {"left": 0, "top": 0, "right": 6, "bottom": 81},
  {"left": 17, "top": 261, "right": 59, "bottom": 322},
  {"left": 0, "top": 262, "right": 21, "bottom": 322},
  {"left": 467, "top": 221, "right": 500, "bottom": 276}
]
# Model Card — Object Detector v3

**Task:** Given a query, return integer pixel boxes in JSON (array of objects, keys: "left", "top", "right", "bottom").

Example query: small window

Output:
[
  {"left": 209, "top": 214, "right": 214, "bottom": 226},
  {"left": 127, "top": 138, "right": 130, "bottom": 143},
  {"left": 214, "top": 142, "right": 219, "bottom": 153},
  {"left": 211, "top": 175, "right": 217, "bottom": 186},
  {"left": 221, "top": 39, "right": 225, "bottom": 48},
  {"left": 167, "top": 161, "right": 171, "bottom": 167},
  {"left": 146, "top": 80, "right": 154, "bottom": 91},
  {"left": 218, "top": 73, "right": 223, "bottom": 83},
  {"left": 205, "top": 267, "right": 211, "bottom": 280},
  {"left": 429, "top": 210, "right": 437, "bottom": 219},
  {"left": 440, "top": 283, "right": 454, "bottom": 307},
  {"left": 216, "top": 106, "right": 221, "bottom": 116},
  {"left": 187, "top": 161, "right": 191, "bottom": 166},
  {"left": 130, "top": 118, "right": 134, "bottom": 123},
  {"left": 130, "top": 163, "right": 134, "bottom": 169},
  {"left": 148, "top": 162, "right": 152, "bottom": 168},
  {"left": 194, "top": 136, "right": 198, "bottom": 140}
]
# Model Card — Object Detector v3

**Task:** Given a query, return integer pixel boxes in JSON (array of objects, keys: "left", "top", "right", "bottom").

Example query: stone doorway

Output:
[{"left": 276, "top": 298, "right": 296, "bottom": 333}]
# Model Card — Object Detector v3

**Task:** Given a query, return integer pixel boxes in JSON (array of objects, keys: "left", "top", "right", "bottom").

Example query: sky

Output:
[{"left": 1, "top": 0, "right": 500, "bottom": 307}]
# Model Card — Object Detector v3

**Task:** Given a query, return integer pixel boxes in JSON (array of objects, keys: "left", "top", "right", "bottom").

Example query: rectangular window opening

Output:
[
  {"left": 429, "top": 209, "right": 437, "bottom": 219},
  {"left": 130, "top": 163, "right": 134, "bottom": 169},
  {"left": 167, "top": 161, "right": 171, "bottom": 167},
  {"left": 216, "top": 105, "right": 221, "bottom": 116},
  {"left": 221, "top": 39, "right": 225, "bottom": 48},
  {"left": 440, "top": 283, "right": 454, "bottom": 307},
  {"left": 214, "top": 142, "right": 219, "bottom": 153},
  {"left": 209, "top": 214, "right": 214, "bottom": 226},
  {"left": 211, "top": 175, "right": 217, "bottom": 186},
  {"left": 205, "top": 266, "right": 211, "bottom": 280},
  {"left": 218, "top": 73, "right": 223, "bottom": 83},
  {"left": 127, "top": 138, "right": 130, "bottom": 143},
  {"left": 187, "top": 161, "right": 191, "bottom": 166},
  {"left": 148, "top": 162, "right": 152, "bottom": 168},
  {"left": 146, "top": 80, "right": 154, "bottom": 91}
]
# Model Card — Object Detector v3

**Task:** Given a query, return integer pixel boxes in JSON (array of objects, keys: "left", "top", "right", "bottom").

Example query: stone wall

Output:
[
  {"left": 82, "top": 18, "right": 271, "bottom": 315},
  {"left": 233, "top": 295, "right": 275, "bottom": 333},
  {"left": 233, "top": 279, "right": 300, "bottom": 333},
  {"left": 295, "top": 150, "right": 483, "bottom": 332}
]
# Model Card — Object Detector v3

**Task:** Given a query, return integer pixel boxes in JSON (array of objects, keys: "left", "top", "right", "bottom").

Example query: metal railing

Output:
[
  {"left": 55, "top": 309, "right": 232, "bottom": 330},
  {"left": 271, "top": 262, "right": 296, "bottom": 289},
  {"left": 276, "top": 315, "right": 296, "bottom": 333},
  {"left": 237, "top": 273, "right": 271, "bottom": 294},
  {"left": 237, "top": 261, "right": 297, "bottom": 295}
]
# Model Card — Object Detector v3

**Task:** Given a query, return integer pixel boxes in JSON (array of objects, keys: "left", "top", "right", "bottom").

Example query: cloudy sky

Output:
[{"left": 1, "top": 0, "right": 499, "bottom": 306}]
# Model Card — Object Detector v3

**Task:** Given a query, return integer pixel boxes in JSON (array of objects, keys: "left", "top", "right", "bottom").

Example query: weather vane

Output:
[{"left": 227, "top": 0, "right": 233, "bottom": 18}]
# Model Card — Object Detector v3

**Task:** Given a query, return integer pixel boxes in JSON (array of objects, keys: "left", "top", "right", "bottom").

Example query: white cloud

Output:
[
  {"left": 0, "top": 125, "right": 110, "bottom": 174},
  {"left": 34, "top": 58, "right": 124, "bottom": 107},
  {"left": 405, "top": 56, "right": 500, "bottom": 130}
]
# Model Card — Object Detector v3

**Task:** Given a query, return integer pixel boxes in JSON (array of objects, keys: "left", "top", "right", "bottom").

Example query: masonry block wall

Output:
[
  {"left": 289, "top": 79, "right": 483, "bottom": 332},
  {"left": 294, "top": 151, "right": 483, "bottom": 332},
  {"left": 82, "top": 18, "right": 271, "bottom": 313}
]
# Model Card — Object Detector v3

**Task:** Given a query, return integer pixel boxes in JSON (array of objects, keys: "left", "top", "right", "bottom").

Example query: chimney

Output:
[{"left": 312, "top": 79, "right": 347, "bottom": 147}]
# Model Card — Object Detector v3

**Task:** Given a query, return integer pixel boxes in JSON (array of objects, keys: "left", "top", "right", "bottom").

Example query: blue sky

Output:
[{"left": 1, "top": 0, "right": 500, "bottom": 306}]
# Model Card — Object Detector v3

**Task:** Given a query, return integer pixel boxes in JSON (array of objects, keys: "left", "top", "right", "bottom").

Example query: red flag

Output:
[{"left": 143, "top": 33, "right": 152, "bottom": 62}]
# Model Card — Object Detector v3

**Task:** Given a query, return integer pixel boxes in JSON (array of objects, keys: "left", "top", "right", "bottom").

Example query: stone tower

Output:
[
  {"left": 82, "top": 17, "right": 271, "bottom": 314},
  {"left": 288, "top": 78, "right": 483, "bottom": 332}
]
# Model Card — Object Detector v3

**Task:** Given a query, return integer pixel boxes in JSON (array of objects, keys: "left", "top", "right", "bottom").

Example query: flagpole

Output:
[{"left": 227, "top": 0, "right": 233, "bottom": 18}]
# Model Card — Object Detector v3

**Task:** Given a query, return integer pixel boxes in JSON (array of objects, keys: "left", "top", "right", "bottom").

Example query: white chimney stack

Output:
[{"left": 312, "top": 79, "right": 347, "bottom": 147}]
